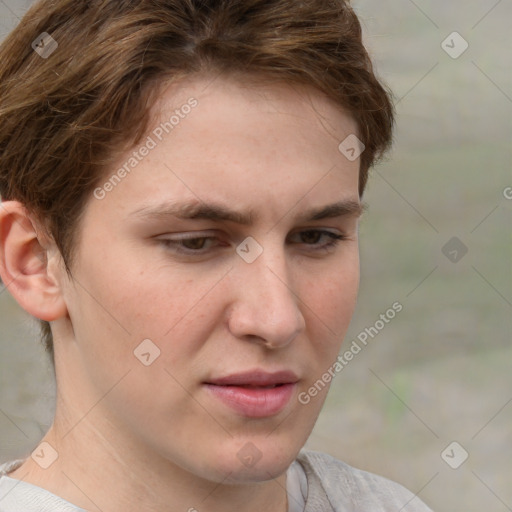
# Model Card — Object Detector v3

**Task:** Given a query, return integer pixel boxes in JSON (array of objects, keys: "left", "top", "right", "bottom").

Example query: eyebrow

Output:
[{"left": 131, "top": 198, "right": 366, "bottom": 225}]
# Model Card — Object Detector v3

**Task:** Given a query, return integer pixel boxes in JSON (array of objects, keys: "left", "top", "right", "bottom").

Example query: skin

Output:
[{"left": 0, "top": 74, "right": 362, "bottom": 512}]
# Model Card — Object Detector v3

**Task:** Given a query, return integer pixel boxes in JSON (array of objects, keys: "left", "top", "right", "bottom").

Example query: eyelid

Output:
[
  {"left": 156, "top": 228, "right": 349, "bottom": 256},
  {"left": 156, "top": 227, "right": 344, "bottom": 241},
  {"left": 160, "top": 231, "right": 215, "bottom": 239}
]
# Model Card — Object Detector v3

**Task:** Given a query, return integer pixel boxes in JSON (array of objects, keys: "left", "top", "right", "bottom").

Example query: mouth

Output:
[
  {"left": 203, "top": 370, "right": 299, "bottom": 418},
  {"left": 206, "top": 370, "right": 299, "bottom": 387}
]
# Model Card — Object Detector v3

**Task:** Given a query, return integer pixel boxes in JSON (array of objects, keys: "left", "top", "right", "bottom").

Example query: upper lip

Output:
[{"left": 205, "top": 370, "right": 299, "bottom": 387}]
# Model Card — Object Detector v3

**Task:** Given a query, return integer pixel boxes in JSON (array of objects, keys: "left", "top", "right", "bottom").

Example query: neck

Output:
[{"left": 9, "top": 413, "right": 289, "bottom": 512}]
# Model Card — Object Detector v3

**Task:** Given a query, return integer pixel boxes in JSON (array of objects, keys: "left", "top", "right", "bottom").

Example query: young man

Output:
[{"left": 0, "top": 1, "right": 433, "bottom": 510}]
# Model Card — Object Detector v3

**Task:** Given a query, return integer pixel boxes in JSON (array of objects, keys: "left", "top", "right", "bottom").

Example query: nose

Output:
[{"left": 227, "top": 242, "right": 306, "bottom": 349}]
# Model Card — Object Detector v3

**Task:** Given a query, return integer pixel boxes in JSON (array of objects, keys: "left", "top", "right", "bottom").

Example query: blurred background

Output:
[{"left": 0, "top": 1, "right": 510, "bottom": 510}]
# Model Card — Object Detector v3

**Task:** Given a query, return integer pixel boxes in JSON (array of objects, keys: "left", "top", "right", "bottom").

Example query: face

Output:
[{"left": 55, "top": 74, "right": 362, "bottom": 484}]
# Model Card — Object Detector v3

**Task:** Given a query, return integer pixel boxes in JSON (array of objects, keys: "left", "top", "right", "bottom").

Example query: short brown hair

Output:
[{"left": 0, "top": 0, "right": 394, "bottom": 362}]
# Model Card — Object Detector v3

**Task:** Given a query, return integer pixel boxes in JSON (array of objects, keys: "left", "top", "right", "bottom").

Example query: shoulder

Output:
[
  {"left": 296, "top": 450, "right": 434, "bottom": 512},
  {"left": 0, "top": 459, "right": 24, "bottom": 476},
  {"left": 0, "top": 459, "right": 85, "bottom": 512}
]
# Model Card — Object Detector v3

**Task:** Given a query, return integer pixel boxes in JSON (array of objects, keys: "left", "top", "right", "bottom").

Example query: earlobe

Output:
[{"left": 0, "top": 201, "right": 68, "bottom": 321}]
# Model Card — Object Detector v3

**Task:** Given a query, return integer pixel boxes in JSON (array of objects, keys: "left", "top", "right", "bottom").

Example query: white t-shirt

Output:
[{"left": 0, "top": 450, "right": 434, "bottom": 511}]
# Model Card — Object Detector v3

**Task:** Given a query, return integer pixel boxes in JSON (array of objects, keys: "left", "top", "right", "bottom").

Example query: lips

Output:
[
  {"left": 207, "top": 370, "right": 299, "bottom": 387},
  {"left": 204, "top": 370, "right": 299, "bottom": 418}
]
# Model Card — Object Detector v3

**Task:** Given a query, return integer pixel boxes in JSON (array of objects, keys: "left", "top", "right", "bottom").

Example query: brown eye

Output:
[
  {"left": 289, "top": 230, "right": 346, "bottom": 250},
  {"left": 181, "top": 237, "right": 209, "bottom": 250},
  {"left": 299, "top": 230, "right": 323, "bottom": 244},
  {"left": 158, "top": 234, "right": 220, "bottom": 255}
]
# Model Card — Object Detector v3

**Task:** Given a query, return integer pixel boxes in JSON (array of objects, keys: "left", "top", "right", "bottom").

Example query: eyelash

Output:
[{"left": 158, "top": 230, "right": 347, "bottom": 256}]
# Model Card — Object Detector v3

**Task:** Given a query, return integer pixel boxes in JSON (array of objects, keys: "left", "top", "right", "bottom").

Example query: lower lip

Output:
[{"left": 204, "top": 383, "right": 296, "bottom": 418}]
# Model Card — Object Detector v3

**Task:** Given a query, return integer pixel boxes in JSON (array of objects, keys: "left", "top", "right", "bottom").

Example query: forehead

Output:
[
  {"left": 85, "top": 74, "right": 361, "bottom": 230},
  {"left": 151, "top": 73, "right": 358, "bottom": 139}
]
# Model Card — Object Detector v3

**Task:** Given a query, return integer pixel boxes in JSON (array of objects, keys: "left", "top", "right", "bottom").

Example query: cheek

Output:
[
  {"left": 303, "top": 258, "right": 359, "bottom": 332},
  {"left": 296, "top": 255, "right": 360, "bottom": 379},
  {"left": 294, "top": 263, "right": 359, "bottom": 414},
  {"left": 69, "top": 260, "right": 227, "bottom": 376}
]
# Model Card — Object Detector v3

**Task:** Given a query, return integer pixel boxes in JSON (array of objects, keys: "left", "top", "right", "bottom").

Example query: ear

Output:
[{"left": 0, "top": 201, "right": 68, "bottom": 321}]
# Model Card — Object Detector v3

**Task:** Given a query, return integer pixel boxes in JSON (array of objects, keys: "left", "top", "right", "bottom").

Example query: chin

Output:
[
  {"left": 204, "top": 436, "right": 300, "bottom": 484},
  {"left": 221, "top": 459, "right": 293, "bottom": 484}
]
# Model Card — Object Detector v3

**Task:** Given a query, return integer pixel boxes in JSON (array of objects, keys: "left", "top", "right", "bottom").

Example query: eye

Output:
[
  {"left": 158, "top": 233, "right": 220, "bottom": 254},
  {"left": 157, "top": 229, "right": 347, "bottom": 256},
  {"left": 288, "top": 229, "right": 347, "bottom": 252}
]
